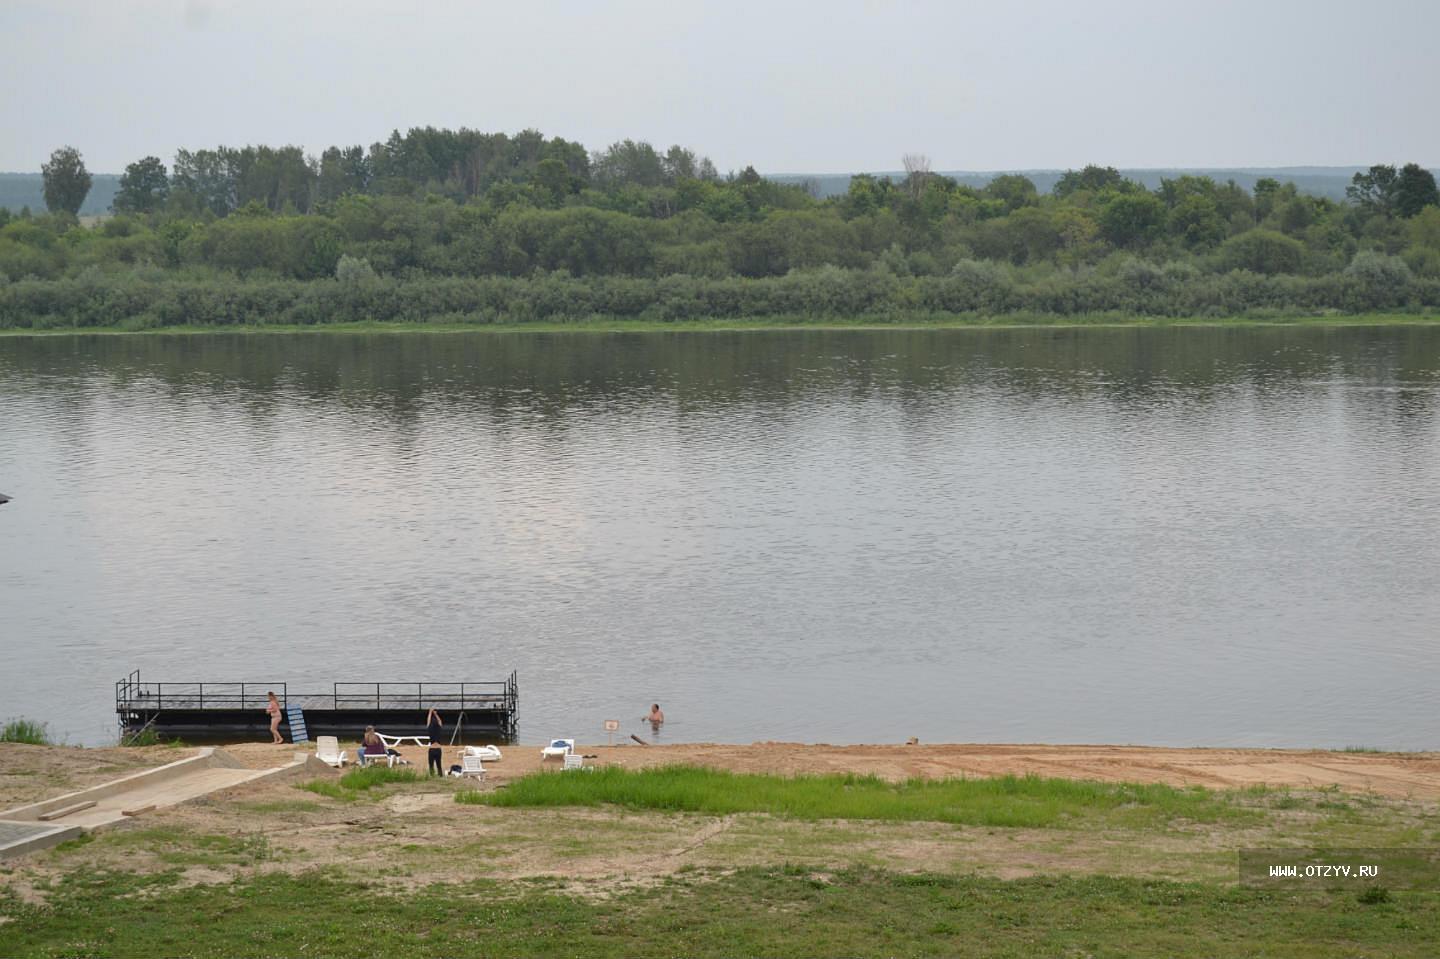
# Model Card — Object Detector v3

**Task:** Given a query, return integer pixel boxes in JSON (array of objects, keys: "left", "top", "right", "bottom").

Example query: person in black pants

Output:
[{"left": 426, "top": 708, "right": 444, "bottom": 775}]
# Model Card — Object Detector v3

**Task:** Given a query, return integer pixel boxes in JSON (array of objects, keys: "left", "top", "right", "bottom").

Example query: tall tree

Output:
[
  {"left": 1053, "top": 165, "right": 1124, "bottom": 198},
  {"left": 1393, "top": 163, "right": 1439, "bottom": 218},
  {"left": 902, "top": 153, "right": 932, "bottom": 200},
  {"left": 1346, "top": 164, "right": 1399, "bottom": 216},
  {"left": 41, "top": 146, "right": 92, "bottom": 215},
  {"left": 113, "top": 156, "right": 169, "bottom": 214}
]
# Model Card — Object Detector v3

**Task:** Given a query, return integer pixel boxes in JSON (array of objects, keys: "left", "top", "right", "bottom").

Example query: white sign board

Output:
[{"left": 603, "top": 720, "right": 620, "bottom": 731}]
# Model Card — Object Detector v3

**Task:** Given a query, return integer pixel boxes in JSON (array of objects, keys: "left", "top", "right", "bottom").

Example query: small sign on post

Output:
[{"left": 603, "top": 719, "right": 619, "bottom": 746}]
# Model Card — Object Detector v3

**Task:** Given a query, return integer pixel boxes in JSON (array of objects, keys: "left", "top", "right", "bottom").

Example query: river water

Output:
[{"left": 2, "top": 326, "right": 1438, "bottom": 749}]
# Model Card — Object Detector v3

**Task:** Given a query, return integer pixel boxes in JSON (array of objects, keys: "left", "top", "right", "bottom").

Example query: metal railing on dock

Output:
[
  {"left": 115, "top": 671, "right": 288, "bottom": 711},
  {"left": 116, "top": 669, "right": 518, "bottom": 720}
]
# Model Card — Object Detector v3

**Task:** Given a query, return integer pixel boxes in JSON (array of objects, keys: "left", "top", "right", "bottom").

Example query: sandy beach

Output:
[{"left": 7, "top": 740, "right": 1440, "bottom": 810}]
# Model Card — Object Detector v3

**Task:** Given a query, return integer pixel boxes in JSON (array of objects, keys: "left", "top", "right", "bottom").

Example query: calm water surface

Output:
[{"left": 2, "top": 327, "right": 1438, "bottom": 748}]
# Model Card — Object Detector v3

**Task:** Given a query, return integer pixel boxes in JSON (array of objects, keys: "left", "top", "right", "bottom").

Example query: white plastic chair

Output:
[
  {"left": 459, "top": 754, "right": 486, "bottom": 780},
  {"left": 315, "top": 736, "right": 347, "bottom": 768},
  {"left": 563, "top": 753, "right": 584, "bottom": 771},
  {"left": 540, "top": 738, "right": 575, "bottom": 761}
]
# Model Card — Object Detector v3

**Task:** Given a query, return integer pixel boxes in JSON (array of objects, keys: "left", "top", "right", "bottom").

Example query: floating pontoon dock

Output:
[{"left": 115, "top": 670, "right": 518, "bottom": 743}]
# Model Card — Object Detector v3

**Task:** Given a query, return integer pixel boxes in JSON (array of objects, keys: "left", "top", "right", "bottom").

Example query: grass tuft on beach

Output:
[
  {"left": 299, "top": 765, "right": 420, "bottom": 801},
  {"left": 0, "top": 719, "right": 52, "bottom": 745},
  {"left": 457, "top": 765, "right": 1253, "bottom": 828}
]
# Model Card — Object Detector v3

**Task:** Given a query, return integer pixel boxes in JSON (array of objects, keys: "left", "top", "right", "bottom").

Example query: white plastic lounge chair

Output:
[
  {"left": 563, "top": 753, "right": 584, "bottom": 771},
  {"left": 464, "top": 744, "right": 503, "bottom": 762},
  {"left": 459, "top": 754, "right": 486, "bottom": 780},
  {"left": 378, "top": 732, "right": 428, "bottom": 749},
  {"left": 315, "top": 736, "right": 347, "bottom": 768},
  {"left": 358, "top": 744, "right": 394, "bottom": 767},
  {"left": 540, "top": 738, "right": 575, "bottom": 761}
]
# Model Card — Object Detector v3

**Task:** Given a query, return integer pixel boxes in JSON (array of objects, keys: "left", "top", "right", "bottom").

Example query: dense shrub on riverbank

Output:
[{"left": 2, "top": 262, "right": 1436, "bottom": 329}]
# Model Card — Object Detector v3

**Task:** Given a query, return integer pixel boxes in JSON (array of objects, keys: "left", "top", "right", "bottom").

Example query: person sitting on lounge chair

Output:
[{"left": 358, "top": 727, "right": 388, "bottom": 766}]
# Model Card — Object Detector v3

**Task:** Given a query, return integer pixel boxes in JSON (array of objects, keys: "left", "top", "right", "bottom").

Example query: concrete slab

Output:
[
  {"left": 0, "top": 748, "right": 317, "bottom": 860},
  {"left": 0, "top": 820, "right": 82, "bottom": 859}
]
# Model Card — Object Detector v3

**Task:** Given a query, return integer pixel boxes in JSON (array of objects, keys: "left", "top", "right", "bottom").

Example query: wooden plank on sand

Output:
[{"left": 39, "top": 800, "right": 97, "bottom": 821}]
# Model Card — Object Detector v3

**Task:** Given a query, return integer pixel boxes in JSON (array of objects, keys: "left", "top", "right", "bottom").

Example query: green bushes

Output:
[
  {"left": 1, "top": 718, "right": 53, "bottom": 744},
  {"left": 3, "top": 267, "right": 1438, "bottom": 330},
  {"left": 1217, "top": 229, "right": 1306, "bottom": 275}
]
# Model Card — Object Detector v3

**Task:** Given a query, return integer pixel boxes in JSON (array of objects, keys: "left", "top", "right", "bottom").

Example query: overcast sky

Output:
[{"left": 3, "top": 0, "right": 1437, "bottom": 175}]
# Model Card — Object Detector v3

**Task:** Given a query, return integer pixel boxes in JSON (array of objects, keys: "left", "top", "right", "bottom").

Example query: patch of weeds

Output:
[
  {"left": 52, "top": 833, "right": 95, "bottom": 854},
  {"left": 1358, "top": 886, "right": 1392, "bottom": 905},
  {"left": 339, "top": 766, "right": 420, "bottom": 791},
  {"left": 299, "top": 766, "right": 419, "bottom": 802},
  {"left": 299, "top": 779, "right": 354, "bottom": 802},
  {"left": 155, "top": 833, "right": 271, "bottom": 867},
  {"left": 461, "top": 765, "right": 1252, "bottom": 829},
  {"left": 238, "top": 799, "right": 325, "bottom": 815},
  {"left": 1, "top": 718, "right": 52, "bottom": 745}
]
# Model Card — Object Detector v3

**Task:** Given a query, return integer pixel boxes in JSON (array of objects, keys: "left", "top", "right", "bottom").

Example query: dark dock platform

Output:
[{"left": 115, "top": 670, "right": 518, "bottom": 743}]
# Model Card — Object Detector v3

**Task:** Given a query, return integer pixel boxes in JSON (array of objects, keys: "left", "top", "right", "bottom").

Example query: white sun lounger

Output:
[
  {"left": 563, "top": 753, "right": 585, "bottom": 771},
  {"left": 464, "top": 745, "right": 503, "bottom": 762},
  {"left": 316, "top": 736, "right": 347, "bottom": 768},
  {"left": 540, "top": 738, "right": 575, "bottom": 760}
]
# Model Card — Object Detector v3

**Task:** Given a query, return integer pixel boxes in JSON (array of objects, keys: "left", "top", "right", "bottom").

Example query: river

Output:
[{"left": 2, "top": 326, "right": 1437, "bottom": 749}]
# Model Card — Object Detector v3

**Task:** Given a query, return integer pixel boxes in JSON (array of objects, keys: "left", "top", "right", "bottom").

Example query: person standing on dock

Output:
[
  {"left": 266, "top": 692, "right": 283, "bottom": 744},
  {"left": 426, "top": 708, "right": 444, "bottom": 776}
]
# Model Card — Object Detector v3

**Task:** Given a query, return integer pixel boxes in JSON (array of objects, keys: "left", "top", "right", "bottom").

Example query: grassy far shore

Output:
[
  {"left": 1, "top": 310, "right": 1438, "bottom": 337},
  {"left": 3, "top": 758, "right": 1439, "bottom": 957}
]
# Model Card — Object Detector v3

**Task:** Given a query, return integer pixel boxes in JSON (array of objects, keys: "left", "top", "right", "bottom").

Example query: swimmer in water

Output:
[{"left": 647, "top": 703, "right": 665, "bottom": 726}]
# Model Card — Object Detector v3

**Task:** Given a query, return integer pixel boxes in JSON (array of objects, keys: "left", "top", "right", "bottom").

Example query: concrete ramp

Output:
[{"left": 0, "top": 747, "right": 318, "bottom": 859}]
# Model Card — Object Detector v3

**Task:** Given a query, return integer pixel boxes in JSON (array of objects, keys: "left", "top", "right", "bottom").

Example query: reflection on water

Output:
[{"left": 2, "top": 326, "right": 1439, "bottom": 748}]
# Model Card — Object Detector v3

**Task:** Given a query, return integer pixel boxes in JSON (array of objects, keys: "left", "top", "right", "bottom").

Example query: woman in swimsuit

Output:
[{"left": 266, "top": 691, "right": 283, "bottom": 744}]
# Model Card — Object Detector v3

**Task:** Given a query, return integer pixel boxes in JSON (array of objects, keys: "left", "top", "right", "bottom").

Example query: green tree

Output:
[
  {"left": 1217, "top": 229, "right": 1304, "bottom": 274},
  {"left": 113, "top": 156, "right": 169, "bottom": 214},
  {"left": 1053, "top": 165, "right": 1123, "bottom": 198},
  {"left": 1393, "top": 163, "right": 1439, "bottom": 218},
  {"left": 1098, "top": 192, "right": 1165, "bottom": 249},
  {"left": 1167, "top": 195, "right": 1225, "bottom": 249},
  {"left": 41, "top": 146, "right": 92, "bottom": 215},
  {"left": 1346, "top": 165, "right": 1399, "bottom": 216},
  {"left": 840, "top": 174, "right": 893, "bottom": 218},
  {"left": 1252, "top": 178, "right": 1283, "bottom": 221},
  {"left": 984, "top": 174, "right": 1038, "bottom": 213}
]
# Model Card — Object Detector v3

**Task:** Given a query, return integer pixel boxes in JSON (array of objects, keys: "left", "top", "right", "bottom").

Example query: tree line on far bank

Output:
[{"left": 3, "top": 130, "right": 1439, "bottom": 328}]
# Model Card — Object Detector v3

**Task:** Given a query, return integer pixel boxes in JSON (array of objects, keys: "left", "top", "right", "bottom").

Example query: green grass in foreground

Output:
[
  {"left": 2, "top": 310, "right": 1438, "bottom": 337},
  {"left": 460, "top": 765, "right": 1254, "bottom": 829},
  {"left": 0, "top": 719, "right": 52, "bottom": 745},
  {"left": 1, "top": 866, "right": 1433, "bottom": 958}
]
